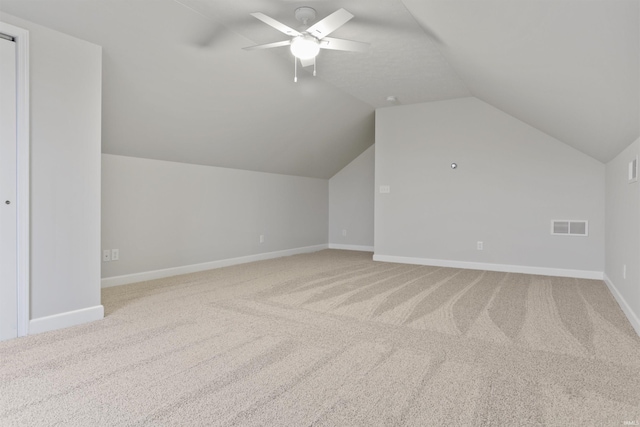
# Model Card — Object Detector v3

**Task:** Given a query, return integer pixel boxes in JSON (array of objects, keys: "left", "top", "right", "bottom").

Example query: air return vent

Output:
[{"left": 551, "top": 220, "right": 588, "bottom": 236}]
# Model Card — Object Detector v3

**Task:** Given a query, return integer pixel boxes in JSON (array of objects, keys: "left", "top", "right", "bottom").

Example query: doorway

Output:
[
  {"left": 0, "top": 22, "right": 29, "bottom": 341},
  {"left": 0, "top": 34, "right": 17, "bottom": 341}
]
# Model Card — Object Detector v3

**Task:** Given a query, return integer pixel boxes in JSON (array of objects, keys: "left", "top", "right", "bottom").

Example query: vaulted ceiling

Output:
[{"left": 0, "top": 0, "right": 637, "bottom": 178}]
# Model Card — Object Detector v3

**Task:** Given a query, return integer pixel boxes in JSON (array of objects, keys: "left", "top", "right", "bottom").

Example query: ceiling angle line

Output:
[{"left": 173, "top": 0, "right": 208, "bottom": 19}]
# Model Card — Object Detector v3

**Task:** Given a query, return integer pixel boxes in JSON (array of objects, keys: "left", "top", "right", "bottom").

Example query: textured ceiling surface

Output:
[
  {"left": 0, "top": 0, "right": 383, "bottom": 179},
  {"left": 177, "top": 0, "right": 471, "bottom": 107},
  {"left": 403, "top": 0, "right": 639, "bottom": 163},
  {"left": 0, "top": 0, "right": 638, "bottom": 177}
]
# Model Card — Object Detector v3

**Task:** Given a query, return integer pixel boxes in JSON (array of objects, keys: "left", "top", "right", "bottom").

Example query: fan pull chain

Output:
[
  {"left": 294, "top": 58, "right": 298, "bottom": 83},
  {"left": 313, "top": 57, "right": 316, "bottom": 77}
]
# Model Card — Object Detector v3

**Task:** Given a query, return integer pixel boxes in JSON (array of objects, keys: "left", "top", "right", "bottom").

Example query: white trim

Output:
[
  {"left": 372, "top": 254, "right": 603, "bottom": 280},
  {"left": 328, "top": 244, "right": 374, "bottom": 252},
  {"left": 0, "top": 21, "right": 29, "bottom": 338},
  {"left": 101, "top": 244, "right": 329, "bottom": 288},
  {"left": 603, "top": 274, "right": 640, "bottom": 337},
  {"left": 29, "top": 305, "right": 104, "bottom": 335}
]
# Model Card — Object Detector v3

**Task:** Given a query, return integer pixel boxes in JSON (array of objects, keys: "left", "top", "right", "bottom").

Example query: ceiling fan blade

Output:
[
  {"left": 319, "top": 37, "right": 369, "bottom": 53},
  {"left": 250, "top": 12, "right": 301, "bottom": 37},
  {"left": 306, "top": 8, "right": 354, "bottom": 39},
  {"left": 299, "top": 57, "right": 315, "bottom": 68},
  {"left": 243, "top": 40, "right": 292, "bottom": 51}
]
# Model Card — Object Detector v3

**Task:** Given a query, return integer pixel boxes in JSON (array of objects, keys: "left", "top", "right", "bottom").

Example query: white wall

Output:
[
  {"left": 605, "top": 138, "right": 640, "bottom": 334},
  {"left": 0, "top": 14, "right": 103, "bottom": 330},
  {"left": 374, "top": 97, "right": 605, "bottom": 277},
  {"left": 328, "top": 145, "right": 375, "bottom": 251},
  {"left": 102, "top": 155, "right": 328, "bottom": 283}
]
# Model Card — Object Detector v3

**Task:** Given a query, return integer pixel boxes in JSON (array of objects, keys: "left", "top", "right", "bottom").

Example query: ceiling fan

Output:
[{"left": 243, "top": 7, "right": 369, "bottom": 82}]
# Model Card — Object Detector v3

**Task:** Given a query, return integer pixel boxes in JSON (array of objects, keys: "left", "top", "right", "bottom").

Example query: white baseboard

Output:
[
  {"left": 29, "top": 305, "right": 104, "bottom": 335},
  {"left": 101, "top": 244, "right": 329, "bottom": 288},
  {"left": 372, "top": 254, "right": 604, "bottom": 280},
  {"left": 328, "top": 244, "right": 374, "bottom": 252},
  {"left": 603, "top": 274, "right": 640, "bottom": 337}
]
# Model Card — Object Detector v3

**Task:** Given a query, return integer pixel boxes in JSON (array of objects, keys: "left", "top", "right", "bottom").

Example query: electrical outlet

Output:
[
  {"left": 477, "top": 241, "right": 483, "bottom": 251},
  {"left": 623, "top": 264, "right": 627, "bottom": 279},
  {"left": 342, "top": 229, "right": 347, "bottom": 237},
  {"left": 259, "top": 235, "right": 265, "bottom": 243},
  {"left": 103, "top": 250, "right": 111, "bottom": 262},
  {"left": 379, "top": 185, "right": 390, "bottom": 194},
  {"left": 111, "top": 249, "right": 119, "bottom": 261}
]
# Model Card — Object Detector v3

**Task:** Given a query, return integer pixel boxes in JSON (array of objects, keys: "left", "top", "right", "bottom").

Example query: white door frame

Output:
[{"left": 0, "top": 21, "right": 30, "bottom": 337}]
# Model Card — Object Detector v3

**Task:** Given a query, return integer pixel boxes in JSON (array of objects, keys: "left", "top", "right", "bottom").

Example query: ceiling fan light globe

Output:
[{"left": 290, "top": 35, "right": 320, "bottom": 60}]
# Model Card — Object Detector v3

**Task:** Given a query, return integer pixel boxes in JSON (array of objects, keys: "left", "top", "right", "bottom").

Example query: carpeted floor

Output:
[{"left": 1, "top": 249, "right": 639, "bottom": 426}]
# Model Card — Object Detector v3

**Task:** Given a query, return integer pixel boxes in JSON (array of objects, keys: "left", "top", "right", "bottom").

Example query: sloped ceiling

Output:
[
  {"left": 403, "top": 0, "right": 639, "bottom": 163},
  {"left": 0, "top": 0, "right": 637, "bottom": 178}
]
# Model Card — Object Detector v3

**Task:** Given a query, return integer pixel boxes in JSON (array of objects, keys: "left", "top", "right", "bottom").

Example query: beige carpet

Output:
[{"left": 1, "top": 250, "right": 639, "bottom": 426}]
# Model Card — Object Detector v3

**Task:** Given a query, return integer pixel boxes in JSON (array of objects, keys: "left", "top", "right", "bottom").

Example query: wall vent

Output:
[
  {"left": 551, "top": 220, "right": 588, "bottom": 236},
  {"left": 629, "top": 156, "right": 638, "bottom": 183}
]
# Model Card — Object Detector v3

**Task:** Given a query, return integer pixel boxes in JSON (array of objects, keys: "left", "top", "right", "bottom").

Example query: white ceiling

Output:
[
  {"left": 0, "top": 0, "right": 637, "bottom": 178},
  {"left": 403, "top": 0, "right": 639, "bottom": 164}
]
